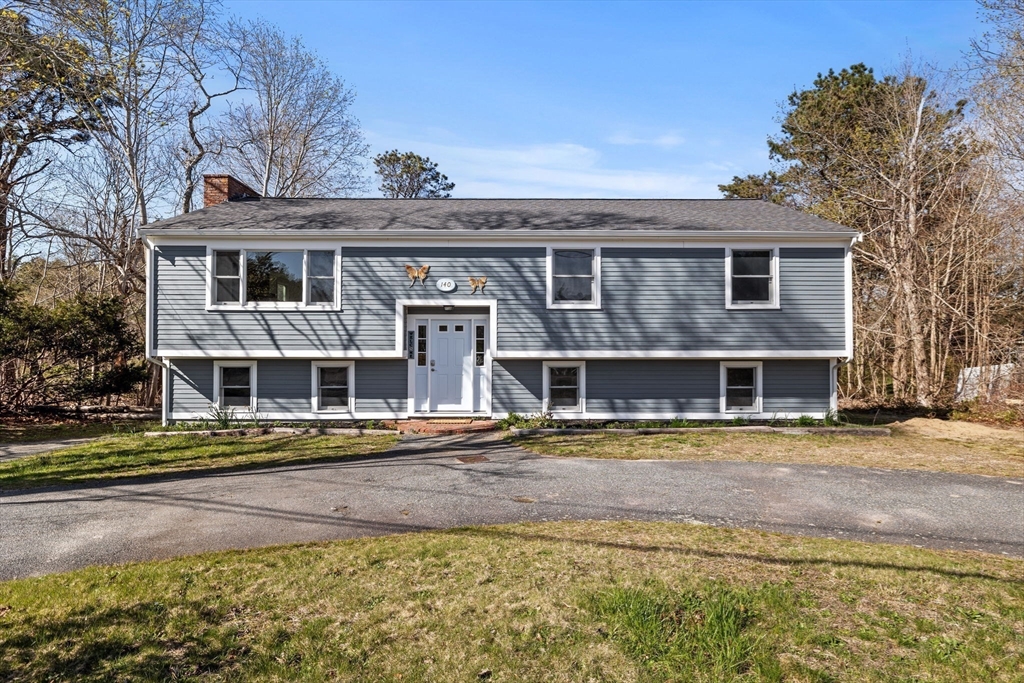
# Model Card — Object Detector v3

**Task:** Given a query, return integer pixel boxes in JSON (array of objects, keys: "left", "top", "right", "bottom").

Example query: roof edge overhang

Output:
[{"left": 140, "top": 228, "right": 860, "bottom": 241}]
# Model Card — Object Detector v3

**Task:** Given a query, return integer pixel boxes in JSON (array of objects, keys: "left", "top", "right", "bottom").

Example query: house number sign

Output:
[{"left": 435, "top": 278, "right": 457, "bottom": 293}]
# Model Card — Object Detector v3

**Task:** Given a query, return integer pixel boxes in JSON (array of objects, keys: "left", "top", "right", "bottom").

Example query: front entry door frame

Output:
[{"left": 405, "top": 308, "right": 493, "bottom": 418}]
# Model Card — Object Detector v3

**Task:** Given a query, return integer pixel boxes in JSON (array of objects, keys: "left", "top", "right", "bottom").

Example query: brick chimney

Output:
[{"left": 203, "top": 174, "right": 261, "bottom": 207}]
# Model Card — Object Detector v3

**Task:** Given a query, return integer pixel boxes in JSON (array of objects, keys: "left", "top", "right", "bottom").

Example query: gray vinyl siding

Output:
[
  {"left": 166, "top": 357, "right": 832, "bottom": 419},
  {"left": 259, "top": 360, "right": 310, "bottom": 414},
  {"left": 154, "top": 246, "right": 845, "bottom": 354},
  {"left": 167, "top": 359, "right": 407, "bottom": 417},
  {"left": 354, "top": 360, "right": 407, "bottom": 414},
  {"left": 492, "top": 361, "right": 543, "bottom": 415},
  {"left": 168, "top": 359, "right": 214, "bottom": 417},
  {"left": 762, "top": 359, "right": 832, "bottom": 415},
  {"left": 585, "top": 360, "right": 721, "bottom": 414}
]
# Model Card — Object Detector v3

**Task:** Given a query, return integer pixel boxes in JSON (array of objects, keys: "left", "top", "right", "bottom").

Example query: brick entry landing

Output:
[{"left": 395, "top": 419, "right": 498, "bottom": 435}]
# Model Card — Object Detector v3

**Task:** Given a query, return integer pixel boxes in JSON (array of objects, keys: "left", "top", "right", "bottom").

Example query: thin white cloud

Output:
[
  {"left": 607, "top": 131, "right": 685, "bottom": 148},
  {"left": 365, "top": 134, "right": 724, "bottom": 198}
]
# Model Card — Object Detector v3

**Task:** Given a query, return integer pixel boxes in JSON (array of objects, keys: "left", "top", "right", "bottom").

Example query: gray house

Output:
[{"left": 142, "top": 175, "right": 857, "bottom": 425}]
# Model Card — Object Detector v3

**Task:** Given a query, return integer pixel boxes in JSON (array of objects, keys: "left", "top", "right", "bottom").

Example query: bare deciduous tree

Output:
[{"left": 220, "top": 19, "right": 368, "bottom": 198}]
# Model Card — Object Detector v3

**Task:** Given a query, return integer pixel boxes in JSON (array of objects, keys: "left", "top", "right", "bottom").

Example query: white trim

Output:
[
  {"left": 546, "top": 246, "right": 601, "bottom": 310},
  {"left": 311, "top": 361, "right": 354, "bottom": 414},
  {"left": 213, "top": 360, "right": 257, "bottom": 412},
  {"left": 829, "top": 358, "right": 838, "bottom": 413},
  {"left": 725, "top": 247, "right": 780, "bottom": 310},
  {"left": 161, "top": 359, "right": 170, "bottom": 426},
  {"left": 404, "top": 311, "right": 493, "bottom": 417},
  {"left": 146, "top": 242, "right": 155, "bottom": 360},
  {"left": 844, "top": 244, "right": 854, "bottom": 359},
  {"left": 206, "top": 246, "right": 342, "bottom": 312},
  {"left": 157, "top": 349, "right": 401, "bottom": 359},
  {"left": 143, "top": 231, "right": 858, "bottom": 243},
  {"left": 542, "top": 360, "right": 586, "bottom": 414},
  {"left": 491, "top": 411, "right": 828, "bottom": 421},
  {"left": 169, "top": 410, "right": 404, "bottom": 422},
  {"left": 394, "top": 298, "right": 498, "bottom": 358},
  {"left": 720, "top": 361, "right": 763, "bottom": 414},
  {"left": 155, "top": 348, "right": 847, "bottom": 360},
  {"left": 494, "top": 349, "right": 845, "bottom": 360}
]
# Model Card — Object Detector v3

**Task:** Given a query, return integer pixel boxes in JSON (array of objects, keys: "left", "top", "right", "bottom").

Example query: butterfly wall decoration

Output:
[
  {"left": 404, "top": 264, "right": 430, "bottom": 287},
  {"left": 468, "top": 276, "right": 487, "bottom": 294}
]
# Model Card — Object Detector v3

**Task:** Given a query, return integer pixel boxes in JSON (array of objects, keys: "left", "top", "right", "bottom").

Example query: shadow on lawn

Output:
[
  {"left": 0, "top": 433, "right": 530, "bottom": 494},
  {"left": 0, "top": 598, "right": 246, "bottom": 682},
  {"left": 0, "top": 434, "right": 401, "bottom": 492},
  {"left": 454, "top": 526, "right": 1024, "bottom": 585}
]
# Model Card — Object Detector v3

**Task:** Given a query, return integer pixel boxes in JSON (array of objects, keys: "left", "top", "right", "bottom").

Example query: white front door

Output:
[{"left": 429, "top": 319, "right": 473, "bottom": 412}]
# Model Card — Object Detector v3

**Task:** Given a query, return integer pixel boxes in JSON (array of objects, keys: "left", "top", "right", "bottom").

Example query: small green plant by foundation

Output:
[
  {"left": 795, "top": 415, "right": 818, "bottom": 426},
  {"left": 205, "top": 405, "right": 238, "bottom": 429},
  {"left": 731, "top": 416, "right": 750, "bottom": 426},
  {"left": 823, "top": 409, "right": 844, "bottom": 426},
  {"left": 497, "top": 412, "right": 527, "bottom": 430}
]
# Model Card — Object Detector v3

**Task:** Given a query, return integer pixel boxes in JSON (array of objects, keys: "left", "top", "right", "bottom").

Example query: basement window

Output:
[
  {"left": 721, "top": 362, "right": 762, "bottom": 413},
  {"left": 313, "top": 362, "right": 352, "bottom": 413},
  {"left": 543, "top": 361, "right": 586, "bottom": 413}
]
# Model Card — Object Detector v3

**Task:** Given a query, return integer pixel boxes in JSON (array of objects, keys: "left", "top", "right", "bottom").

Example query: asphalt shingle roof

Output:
[{"left": 140, "top": 198, "right": 856, "bottom": 235}]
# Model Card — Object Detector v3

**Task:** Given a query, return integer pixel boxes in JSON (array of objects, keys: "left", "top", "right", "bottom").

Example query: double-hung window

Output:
[
  {"left": 214, "top": 361, "right": 256, "bottom": 411},
  {"left": 721, "top": 362, "right": 761, "bottom": 414},
  {"left": 726, "top": 248, "right": 779, "bottom": 309},
  {"left": 547, "top": 247, "right": 600, "bottom": 309},
  {"left": 213, "top": 251, "right": 242, "bottom": 304},
  {"left": 543, "top": 361, "right": 585, "bottom": 413},
  {"left": 208, "top": 248, "right": 340, "bottom": 309},
  {"left": 312, "top": 362, "right": 352, "bottom": 413}
]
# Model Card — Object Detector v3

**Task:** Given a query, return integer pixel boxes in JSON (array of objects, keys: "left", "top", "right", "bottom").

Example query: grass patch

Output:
[
  {"left": 588, "top": 582, "right": 785, "bottom": 681},
  {"left": 0, "top": 420, "right": 157, "bottom": 444},
  {"left": 511, "top": 423, "right": 1024, "bottom": 478},
  {"left": 0, "top": 521, "right": 1020, "bottom": 681},
  {"left": 0, "top": 433, "right": 397, "bottom": 490}
]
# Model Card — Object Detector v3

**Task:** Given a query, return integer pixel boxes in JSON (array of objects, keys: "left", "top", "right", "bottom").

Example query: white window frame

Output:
[
  {"left": 311, "top": 361, "right": 354, "bottom": 414},
  {"left": 543, "top": 360, "right": 586, "bottom": 414},
  {"left": 213, "top": 360, "right": 257, "bottom": 412},
  {"left": 720, "top": 361, "right": 762, "bottom": 414},
  {"left": 546, "top": 246, "right": 601, "bottom": 310},
  {"left": 725, "top": 247, "right": 780, "bottom": 310},
  {"left": 206, "top": 246, "right": 341, "bottom": 311}
]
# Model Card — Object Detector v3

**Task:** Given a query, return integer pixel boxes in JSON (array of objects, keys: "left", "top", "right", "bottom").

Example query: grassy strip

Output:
[
  {"left": 0, "top": 433, "right": 397, "bottom": 490},
  {"left": 0, "top": 421, "right": 159, "bottom": 444},
  {"left": 0, "top": 521, "right": 1020, "bottom": 681},
  {"left": 511, "top": 429, "right": 1024, "bottom": 478}
]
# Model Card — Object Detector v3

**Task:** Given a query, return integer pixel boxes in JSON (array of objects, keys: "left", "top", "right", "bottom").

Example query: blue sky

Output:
[{"left": 223, "top": 0, "right": 982, "bottom": 198}]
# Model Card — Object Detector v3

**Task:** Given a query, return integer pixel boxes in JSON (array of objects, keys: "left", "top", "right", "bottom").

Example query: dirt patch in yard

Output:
[
  {"left": 895, "top": 417, "right": 1023, "bottom": 445},
  {"left": 513, "top": 419, "right": 1023, "bottom": 478}
]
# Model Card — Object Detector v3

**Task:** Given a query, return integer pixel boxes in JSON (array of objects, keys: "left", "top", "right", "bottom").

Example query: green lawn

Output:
[
  {"left": 0, "top": 521, "right": 1019, "bottom": 681},
  {"left": 0, "top": 433, "right": 397, "bottom": 490},
  {"left": 511, "top": 420, "right": 1024, "bottom": 478}
]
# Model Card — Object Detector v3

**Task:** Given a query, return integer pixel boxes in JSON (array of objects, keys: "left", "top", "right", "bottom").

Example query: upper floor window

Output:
[
  {"left": 726, "top": 247, "right": 779, "bottom": 309},
  {"left": 208, "top": 248, "right": 339, "bottom": 310},
  {"left": 547, "top": 247, "right": 601, "bottom": 309}
]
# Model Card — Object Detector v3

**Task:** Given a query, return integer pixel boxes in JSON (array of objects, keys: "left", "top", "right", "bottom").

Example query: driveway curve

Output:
[{"left": 1, "top": 433, "right": 1021, "bottom": 579}]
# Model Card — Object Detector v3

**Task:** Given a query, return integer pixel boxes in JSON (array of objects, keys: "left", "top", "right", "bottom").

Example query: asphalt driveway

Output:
[{"left": 1, "top": 433, "right": 1022, "bottom": 579}]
